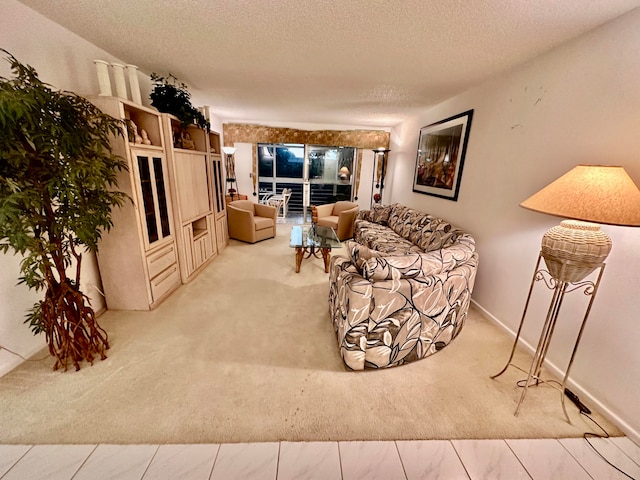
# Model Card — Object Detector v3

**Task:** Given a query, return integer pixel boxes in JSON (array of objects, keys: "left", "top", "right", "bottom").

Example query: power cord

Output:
[
  {"left": 514, "top": 379, "right": 638, "bottom": 479},
  {"left": 0, "top": 344, "right": 49, "bottom": 362},
  {"left": 564, "top": 388, "right": 638, "bottom": 480},
  {"left": 1, "top": 286, "right": 104, "bottom": 363},
  {"left": 88, "top": 282, "right": 106, "bottom": 298}
]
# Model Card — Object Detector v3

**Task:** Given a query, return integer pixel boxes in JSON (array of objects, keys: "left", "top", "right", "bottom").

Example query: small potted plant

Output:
[{"left": 149, "top": 73, "right": 209, "bottom": 147}]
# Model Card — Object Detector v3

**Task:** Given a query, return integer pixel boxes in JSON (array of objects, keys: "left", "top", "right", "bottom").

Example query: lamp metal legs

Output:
[{"left": 491, "top": 252, "right": 605, "bottom": 422}]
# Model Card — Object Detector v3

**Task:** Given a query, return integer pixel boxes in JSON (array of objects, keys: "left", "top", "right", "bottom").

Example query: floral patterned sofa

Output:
[{"left": 328, "top": 203, "right": 478, "bottom": 370}]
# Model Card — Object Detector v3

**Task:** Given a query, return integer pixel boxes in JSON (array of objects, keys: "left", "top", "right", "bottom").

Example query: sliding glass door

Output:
[
  {"left": 258, "top": 144, "right": 305, "bottom": 214},
  {"left": 308, "top": 145, "right": 355, "bottom": 206},
  {"left": 258, "top": 143, "right": 356, "bottom": 216}
]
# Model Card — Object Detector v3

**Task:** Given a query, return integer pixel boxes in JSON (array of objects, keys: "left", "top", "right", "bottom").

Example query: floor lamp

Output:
[
  {"left": 492, "top": 165, "right": 640, "bottom": 420},
  {"left": 222, "top": 146, "right": 237, "bottom": 201},
  {"left": 371, "top": 148, "right": 390, "bottom": 208}
]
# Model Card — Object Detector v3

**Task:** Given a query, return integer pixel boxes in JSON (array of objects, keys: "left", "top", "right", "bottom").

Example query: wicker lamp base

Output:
[{"left": 541, "top": 220, "right": 611, "bottom": 283}]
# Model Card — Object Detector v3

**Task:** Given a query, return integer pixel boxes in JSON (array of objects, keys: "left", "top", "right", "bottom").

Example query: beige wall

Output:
[{"left": 388, "top": 8, "right": 640, "bottom": 440}]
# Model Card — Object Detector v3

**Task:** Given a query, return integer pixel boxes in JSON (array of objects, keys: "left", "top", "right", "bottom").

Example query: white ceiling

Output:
[{"left": 19, "top": 0, "right": 640, "bottom": 127}]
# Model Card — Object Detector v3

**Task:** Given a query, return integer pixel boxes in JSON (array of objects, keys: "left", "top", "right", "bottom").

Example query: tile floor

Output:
[{"left": 1, "top": 437, "right": 639, "bottom": 479}]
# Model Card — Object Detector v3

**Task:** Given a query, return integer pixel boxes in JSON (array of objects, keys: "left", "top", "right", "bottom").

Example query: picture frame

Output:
[{"left": 413, "top": 109, "right": 473, "bottom": 201}]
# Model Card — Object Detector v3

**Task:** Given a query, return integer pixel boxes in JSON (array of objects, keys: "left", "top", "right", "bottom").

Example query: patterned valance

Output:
[{"left": 222, "top": 123, "right": 390, "bottom": 150}]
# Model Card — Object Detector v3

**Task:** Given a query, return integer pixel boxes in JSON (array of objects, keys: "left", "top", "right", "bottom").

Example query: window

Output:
[{"left": 258, "top": 143, "right": 356, "bottom": 214}]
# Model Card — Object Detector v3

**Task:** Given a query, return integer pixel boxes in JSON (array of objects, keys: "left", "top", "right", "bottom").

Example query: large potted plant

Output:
[
  {"left": 149, "top": 73, "right": 209, "bottom": 148},
  {"left": 0, "top": 51, "right": 128, "bottom": 371}
]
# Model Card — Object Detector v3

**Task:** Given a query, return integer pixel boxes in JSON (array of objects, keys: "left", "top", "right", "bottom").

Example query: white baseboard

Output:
[
  {"left": 0, "top": 306, "right": 107, "bottom": 379},
  {"left": 0, "top": 342, "right": 46, "bottom": 379},
  {"left": 0, "top": 354, "right": 24, "bottom": 379},
  {"left": 471, "top": 299, "right": 640, "bottom": 445}
]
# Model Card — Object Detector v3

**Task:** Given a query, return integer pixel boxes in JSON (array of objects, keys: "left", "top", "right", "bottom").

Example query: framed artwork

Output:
[{"left": 413, "top": 109, "right": 473, "bottom": 201}]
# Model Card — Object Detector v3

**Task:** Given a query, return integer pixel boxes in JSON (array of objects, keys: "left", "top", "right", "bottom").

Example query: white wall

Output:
[
  {"left": 0, "top": 0, "right": 144, "bottom": 376},
  {"left": 389, "top": 8, "right": 640, "bottom": 439}
]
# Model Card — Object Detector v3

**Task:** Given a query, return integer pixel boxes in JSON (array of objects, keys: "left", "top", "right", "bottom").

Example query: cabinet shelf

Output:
[
  {"left": 182, "top": 212, "right": 214, "bottom": 225},
  {"left": 193, "top": 229, "right": 208, "bottom": 240},
  {"left": 167, "top": 116, "right": 207, "bottom": 151},
  {"left": 174, "top": 147, "right": 208, "bottom": 154},
  {"left": 128, "top": 144, "right": 164, "bottom": 152},
  {"left": 124, "top": 103, "right": 163, "bottom": 148},
  {"left": 208, "top": 131, "right": 221, "bottom": 155}
]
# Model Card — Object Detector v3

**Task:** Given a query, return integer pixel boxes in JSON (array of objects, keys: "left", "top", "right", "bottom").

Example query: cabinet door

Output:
[
  {"left": 215, "top": 214, "right": 228, "bottom": 250},
  {"left": 132, "top": 149, "right": 173, "bottom": 250},
  {"left": 174, "top": 151, "right": 211, "bottom": 222},
  {"left": 212, "top": 157, "right": 226, "bottom": 215}
]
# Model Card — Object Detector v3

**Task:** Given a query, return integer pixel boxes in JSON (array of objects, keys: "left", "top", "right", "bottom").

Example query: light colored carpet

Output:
[{"left": 0, "top": 224, "right": 622, "bottom": 444}]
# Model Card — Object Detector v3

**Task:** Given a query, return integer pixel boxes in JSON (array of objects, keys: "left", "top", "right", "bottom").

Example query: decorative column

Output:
[
  {"left": 126, "top": 64, "right": 142, "bottom": 104},
  {"left": 93, "top": 60, "right": 112, "bottom": 96},
  {"left": 111, "top": 63, "right": 128, "bottom": 99}
]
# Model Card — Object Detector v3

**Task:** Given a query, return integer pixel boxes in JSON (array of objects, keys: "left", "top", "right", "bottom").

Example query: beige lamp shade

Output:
[
  {"left": 521, "top": 165, "right": 640, "bottom": 282},
  {"left": 520, "top": 165, "right": 640, "bottom": 227}
]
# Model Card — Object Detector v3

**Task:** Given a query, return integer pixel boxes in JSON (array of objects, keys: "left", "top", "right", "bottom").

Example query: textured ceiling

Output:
[{"left": 19, "top": 0, "right": 640, "bottom": 127}]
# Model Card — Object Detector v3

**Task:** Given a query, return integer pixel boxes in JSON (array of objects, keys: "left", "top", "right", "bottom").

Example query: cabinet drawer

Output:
[
  {"left": 150, "top": 264, "right": 180, "bottom": 302},
  {"left": 146, "top": 243, "right": 177, "bottom": 279}
]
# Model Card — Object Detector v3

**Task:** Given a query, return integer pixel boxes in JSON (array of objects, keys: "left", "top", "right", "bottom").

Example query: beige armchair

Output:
[
  {"left": 313, "top": 201, "right": 359, "bottom": 241},
  {"left": 227, "top": 200, "right": 277, "bottom": 243}
]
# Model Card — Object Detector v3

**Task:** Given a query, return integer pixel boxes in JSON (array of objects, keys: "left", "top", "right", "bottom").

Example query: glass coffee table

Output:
[{"left": 289, "top": 224, "right": 342, "bottom": 273}]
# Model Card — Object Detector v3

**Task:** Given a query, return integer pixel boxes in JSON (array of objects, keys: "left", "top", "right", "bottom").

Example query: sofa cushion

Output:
[
  {"left": 361, "top": 254, "right": 425, "bottom": 280},
  {"left": 354, "top": 220, "right": 421, "bottom": 254},
  {"left": 345, "top": 240, "right": 383, "bottom": 269},
  {"left": 254, "top": 216, "right": 274, "bottom": 231},
  {"left": 360, "top": 235, "right": 477, "bottom": 280},
  {"left": 317, "top": 215, "right": 339, "bottom": 229},
  {"left": 361, "top": 204, "right": 461, "bottom": 253},
  {"left": 370, "top": 203, "right": 394, "bottom": 225},
  {"left": 419, "top": 224, "right": 465, "bottom": 252},
  {"left": 386, "top": 204, "right": 408, "bottom": 233},
  {"left": 390, "top": 206, "right": 427, "bottom": 240}
]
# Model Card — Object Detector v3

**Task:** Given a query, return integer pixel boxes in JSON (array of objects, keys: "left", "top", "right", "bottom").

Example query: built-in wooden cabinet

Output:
[
  {"left": 89, "top": 97, "right": 230, "bottom": 309},
  {"left": 89, "top": 97, "right": 181, "bottom": 310}
]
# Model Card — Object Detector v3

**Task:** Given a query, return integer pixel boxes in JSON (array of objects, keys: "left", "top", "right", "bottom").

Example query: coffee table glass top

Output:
[{"left": 289, "top": 224, "right": 341, "bottom": 249}]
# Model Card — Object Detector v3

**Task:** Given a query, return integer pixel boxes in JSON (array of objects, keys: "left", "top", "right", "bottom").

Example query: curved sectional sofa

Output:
[{"left": 328, "top": 203, "right": 479, "bottom": 370}]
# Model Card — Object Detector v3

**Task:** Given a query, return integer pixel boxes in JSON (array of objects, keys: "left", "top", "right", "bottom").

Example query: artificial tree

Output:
[{"left": 0, "top": 51, "right": 128, "bottom": 371}]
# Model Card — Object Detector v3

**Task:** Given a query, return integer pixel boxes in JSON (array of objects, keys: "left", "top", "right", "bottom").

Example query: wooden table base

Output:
[{"left": 295, "top": 246, "right": 331, "bottom": 273}]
